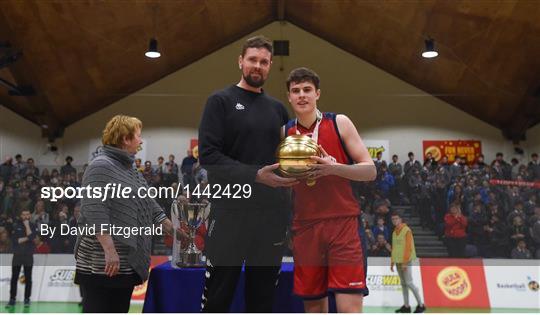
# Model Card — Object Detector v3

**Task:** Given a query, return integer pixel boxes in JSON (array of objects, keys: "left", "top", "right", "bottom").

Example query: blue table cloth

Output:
[{"left": 142, "top": 261, "right": 338, "bottom": 313}]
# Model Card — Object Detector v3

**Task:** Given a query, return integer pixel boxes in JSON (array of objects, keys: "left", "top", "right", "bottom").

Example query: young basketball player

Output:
[{"left": 284, "top": 67, "right": 376, "bottom": 312}]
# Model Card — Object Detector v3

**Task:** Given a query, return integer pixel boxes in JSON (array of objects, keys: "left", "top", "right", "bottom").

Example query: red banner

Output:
[
  {"left": 420, "top": 258, "right": 490, "bottom": 308},
  {"left": 489, "top": 179, "right": 540, "bottom": 189},
  {"left": 132, "top": 256, "right": 169, "bottom": 301},
  {"left": 423, "top": 140, "right": 482, "bottom": 164}
]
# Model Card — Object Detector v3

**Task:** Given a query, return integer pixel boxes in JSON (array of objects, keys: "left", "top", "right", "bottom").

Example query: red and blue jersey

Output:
[{"left": 285, "top": 112, "right": 361, "bottom": 224}]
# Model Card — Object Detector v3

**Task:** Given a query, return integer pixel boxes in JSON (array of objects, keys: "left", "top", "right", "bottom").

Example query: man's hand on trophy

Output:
[
  {"left": 255, "top": 163, "right": 299, "bottom": 188},
  {"left": 309, "top": 145, "right": 338, "bottom": 179}
]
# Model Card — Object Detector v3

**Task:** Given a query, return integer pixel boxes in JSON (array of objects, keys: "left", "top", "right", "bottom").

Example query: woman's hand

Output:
[{"left": 104, "top": 247, "right": 120, "bottom": 277}]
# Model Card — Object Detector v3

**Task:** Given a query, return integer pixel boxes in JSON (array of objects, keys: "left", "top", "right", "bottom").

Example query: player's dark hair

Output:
[{"left": 286, "top": 67, "right": 320, "bottom": 90}]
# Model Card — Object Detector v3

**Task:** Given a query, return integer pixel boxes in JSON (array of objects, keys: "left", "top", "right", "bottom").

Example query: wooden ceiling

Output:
[{"left": 1, "top": 0, "right": 539, "bottom": 141}]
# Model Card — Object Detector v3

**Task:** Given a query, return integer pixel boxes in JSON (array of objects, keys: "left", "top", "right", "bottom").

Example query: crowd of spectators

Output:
[
  {"left": 1, "top": 149, "right": 539, "bottom": 259},
  {"left": 0, "top": 149, "right": 207, "bottom": 255},
  {"left": 358, "top": 151, "right": 540, "bottom": 259}
]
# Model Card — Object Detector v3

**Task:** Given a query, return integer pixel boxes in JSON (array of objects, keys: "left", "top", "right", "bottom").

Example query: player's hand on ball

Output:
[
  {"left": 309, "top": 145, "right": 337, "bottom": 179},
  {"left": 256, "top": 163, "right": 299, "bottom": 187}
]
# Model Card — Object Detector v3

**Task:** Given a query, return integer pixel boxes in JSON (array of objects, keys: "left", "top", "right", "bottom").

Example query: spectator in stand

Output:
[
  {"left": 528, "top": 153, "right": 540, "bottom": 180},
  {"left": 371, "top": 234, "right": 392, "bottom": 257},
  {"left": 468, "top": 202, "right": 488, "bottom": 256},
  {"left": 492, "top": 152, "right": 511, "bottom": 180},
  {"left": 61, "top": 156, "right": 77, "bottom": 176},
  {"left": 192, "top": 161, "right": 208, "bottom": 186},
  {"left": 449, "top": 156, "right": 462, "bottom": 180},
  {"left": 14, "top": 154, "right": 26, "bottom": 176},
  {"left": 0, "top": 226, "right": 11, "bottom": 253},
  {"left": 507, "top": 200, "right": 526, "bottom": 226},
  {"left": 31, "top": 200, "right": 49, "bottom": 228},
  {"left": 162, "top": 163, "right": 178, "bottom": 187},
  {"left": 373, "top": 151, "right": 384, "bottom": 173},
  {"left": 50, "top": 205, "right": 71, "bottom": 253},
  {"left": 529, "top": 206, "right": 540, "bottom": 258},
  {"left": 134, "top": 158, "right": 144, "bottom": 173},
  {"left": 438, "top": 156, "right": 449, "bottom": 171},
  {"left": 474, "top": 154, "right": 487, "bottom": 170},
  {"left": 510, "top": 158, "right": 520, "bottom": 179},
  {"left": 373, "top": 197, "right": 393, "bottom": 232},
  {"left": 181, "top": 149, "right": 197, "bottom": 186},
  {"left": 363, "top": 220, "right": 376, "bottom": 249},
  {"left": 404, "top": 152, "right": 422, "bottom": 180},
  {"left": 376, "top": 165, "right": 395, "bottom": 198},
  {"left": 484, "top": 215, "right": 508, "bottom": 257},
  {"left": 508, "top": 216, "right": 527, "bottom": 248},
  {"left": 372, "top": 217, "right": 391, "bottom": 242},
  {"left": 166, "top": 154, "right": 179, "bottom": 177},
  {"left": 408, "top": 169, "right": 422, "bottom": 205},
  {"left": 25, "top": 158, "right": 39, "bottom": 178},
  {"left": 389, "top": 155, "right": 403, "bottom": 179},
  {"left": 510, "top": 239, "right": 532, "bottom": 259},
  {"left": 444, "top": 203, "right": 468, "bottom": 258},
  {"left": 154, "top": 156, "right": 167, "bottom": 175},
  {"left": 0, "top": 156, "right": 14, "bottom": 184},
  {"left": 33, "top": 235, "right": 51, "bottom": 254},
  {"left": 143, "top": 161, "right": 154, "bottom": 183},
  {"left": 41, "top": 168, "right": 50, "bottom": 183},
  {"left": 424, "top": 152, "right": 437, "bottom": 171},
  {"left": 388, "top": 155, "right": 403, "bottom": 204}
]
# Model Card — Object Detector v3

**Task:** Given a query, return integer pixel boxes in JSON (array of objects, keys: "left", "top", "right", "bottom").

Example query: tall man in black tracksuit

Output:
[
  {"left": 6, "top": 209, "right": 36, "bottom": 308},
  {"left": 198, "top": 35, "right": 297, "bottom": 312}
]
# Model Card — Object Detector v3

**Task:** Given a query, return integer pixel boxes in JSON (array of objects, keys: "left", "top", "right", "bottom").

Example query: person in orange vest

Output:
[{"left": 390, "top": 212, "right": 426, "bottom": 313}]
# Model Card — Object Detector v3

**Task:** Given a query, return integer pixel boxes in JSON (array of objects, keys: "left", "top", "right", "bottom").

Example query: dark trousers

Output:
[
  {"left": 201, "top": 208, "right": 288, "bottom": 312},
  {"left": 10, "top": 265, "right": 32, "bottom": 300},
  {"left": 202, "top": 265, "right": 281, "bottom": 312},
  {"left": 446, "top": 237, "right": 467, "bottom": 258},
  {"left": 80, "top": 283, "right": 134, "bottom": 313}
]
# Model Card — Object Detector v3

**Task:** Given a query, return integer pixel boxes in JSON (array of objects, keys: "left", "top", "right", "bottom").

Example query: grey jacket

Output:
[{"left": 75, "top": 145, "right": 166, "bottom": 281}]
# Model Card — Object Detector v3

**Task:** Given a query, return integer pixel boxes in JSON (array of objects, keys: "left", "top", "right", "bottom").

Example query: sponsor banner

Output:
[
  {"left": 364, "top": 140, "right": 390, "bottom": 162},
  {"left": 0, "top": 254, "right": 47, "bottom": 301},
  {"left": 132, "top": 256, "right": 169, "bottom": 301},
  {"left": 364, "top": 257, "right": 424, "bottom": 307},
  {"left": 489, "top": 179, "right": 540, "bottom": 189},
  {"left": 423, "top": 140, "right": 482, "bottom": 164},
  {"left": 420, "top": 258, "right": 489, "bottom": 308},
  {"left": 37, "top": 254, "right": 80, "bottom": 302},
  {"left": 483, "top": 259, "right": 540, "bottom": 309}
]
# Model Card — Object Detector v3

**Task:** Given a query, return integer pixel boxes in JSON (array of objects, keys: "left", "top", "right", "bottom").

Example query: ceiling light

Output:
[
  {"left": 422, "top": 38, "right": 438, "bottom": 58},
  {"left": 145, "top": 38, "right": 161, "bottom": 58}
]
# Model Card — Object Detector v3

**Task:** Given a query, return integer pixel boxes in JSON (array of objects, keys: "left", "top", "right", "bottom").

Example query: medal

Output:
[{"left": 296, "top": 110, "right": 323, "bottom": 187}]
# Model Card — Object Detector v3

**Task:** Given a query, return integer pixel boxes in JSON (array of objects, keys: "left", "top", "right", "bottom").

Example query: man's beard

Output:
[{"left": 243, "top": 72, "right": 265, "bottom": 88}]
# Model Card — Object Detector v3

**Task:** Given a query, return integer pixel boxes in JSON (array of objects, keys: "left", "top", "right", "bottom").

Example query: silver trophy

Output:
[{"left": 171, "top": 200, "right": 209, "bottom": 268}]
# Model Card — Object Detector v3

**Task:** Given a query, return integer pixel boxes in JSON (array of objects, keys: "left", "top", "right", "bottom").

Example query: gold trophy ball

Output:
[{"left": 276, "top": 135, "right": 321, "bottom": 178}]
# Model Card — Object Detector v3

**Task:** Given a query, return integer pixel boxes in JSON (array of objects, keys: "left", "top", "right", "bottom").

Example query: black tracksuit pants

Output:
[{"left": 201, "top": 207, "right": 288, "bottom": 312}]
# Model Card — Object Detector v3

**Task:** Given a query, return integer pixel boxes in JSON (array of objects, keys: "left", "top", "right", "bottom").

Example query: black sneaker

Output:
[
  {"left": 24, "top": 299, "right": 30, "bottom": 307},
  {"left": 395, "top": 305, "right": 411, "bottom": 313},
  {"left": 414, "top": 305, "right": 426, "bottom": 313},
  {"left": 5, "top": 299, "right": 15, "bottom": 308}
]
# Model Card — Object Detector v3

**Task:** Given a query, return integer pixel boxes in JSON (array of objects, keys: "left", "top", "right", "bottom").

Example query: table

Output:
[{"left": 142, "top": 261, "right": 338, "bottom": 312}]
